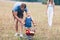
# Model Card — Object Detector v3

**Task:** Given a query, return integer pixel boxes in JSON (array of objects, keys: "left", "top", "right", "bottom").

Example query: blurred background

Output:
[
  {"left": 0, "top": 0, "right": 60, "bottom": 40},
  {"left": 1, "top": 0, "right": 60, "bottom": 5},
  {"left": 11, "top": 0, "right": 60, "bottom": 5}
]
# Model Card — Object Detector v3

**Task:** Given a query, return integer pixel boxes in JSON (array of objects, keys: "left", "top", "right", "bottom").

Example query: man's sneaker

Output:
[
  {"left": 14, "top": 33, "right": 18, "bottom": 36},
  {"left": 20, "top": 34, "right": 23, "bottom": 38}
]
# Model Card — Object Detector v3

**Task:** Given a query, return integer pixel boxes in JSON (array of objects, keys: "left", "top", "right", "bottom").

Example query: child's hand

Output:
[{"left": 34, "top": 23, "right": 36, "bottom": 27}]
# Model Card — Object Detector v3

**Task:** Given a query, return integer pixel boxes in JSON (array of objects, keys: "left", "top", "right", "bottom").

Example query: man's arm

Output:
[
  {"left": 25, "top": 7, "right": 29, "bottom": 16},
  {"left": 13, "top": 11, "right": 22, "bottom": 23}
]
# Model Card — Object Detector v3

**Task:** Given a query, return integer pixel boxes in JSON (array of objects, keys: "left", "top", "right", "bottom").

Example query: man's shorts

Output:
[
  {"left": 17, "top": 12, "right": 23, "bottom": 18},
  {"left": 12, "top": 11, "right": 23, "bottom": 18}
]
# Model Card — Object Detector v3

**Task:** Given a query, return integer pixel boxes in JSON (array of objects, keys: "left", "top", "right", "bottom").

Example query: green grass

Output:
[{"left": 0, "top": 1, "right": 60, "bottom": 40}]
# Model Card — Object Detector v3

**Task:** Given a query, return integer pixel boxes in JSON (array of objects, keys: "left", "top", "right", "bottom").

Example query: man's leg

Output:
[
  {"left": 19, "top": 18, "right": 24, "bottom": 37},
  {"left": 15, "top": 19, "right": 18, "bottom": 33},
  {"left": 15, "top": 19, "right": 18, "bottom": 36}
]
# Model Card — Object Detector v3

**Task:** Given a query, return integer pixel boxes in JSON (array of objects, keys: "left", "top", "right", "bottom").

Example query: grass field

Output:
[{"left": 0, "top": 1, "right": 60, "bottom": 40}]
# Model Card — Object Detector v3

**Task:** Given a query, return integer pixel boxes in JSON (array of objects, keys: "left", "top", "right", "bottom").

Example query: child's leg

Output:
[{"left": 25, "top": 27, "right": 30, "bottom": 30}]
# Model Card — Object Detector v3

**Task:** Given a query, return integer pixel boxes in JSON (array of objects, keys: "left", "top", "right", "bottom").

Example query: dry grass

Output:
[{"left": 0, "top": 1, "right": 60, "bottom": 40}]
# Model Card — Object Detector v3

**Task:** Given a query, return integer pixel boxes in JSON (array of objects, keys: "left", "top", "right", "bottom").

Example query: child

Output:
[
  {"left": 24, "top": 13, "right": 36, "bottom": 34},
  {"left": 47, "top": 0, "right": 55, "bottom": 27}
]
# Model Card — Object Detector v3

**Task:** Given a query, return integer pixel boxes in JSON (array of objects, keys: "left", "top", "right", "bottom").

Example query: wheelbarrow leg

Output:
[
  {"left": 20, "top": 37, "right": 23, "bottom": 40},
  {"left": 27, "top": 36, "right": 33, "bottom": 40}
]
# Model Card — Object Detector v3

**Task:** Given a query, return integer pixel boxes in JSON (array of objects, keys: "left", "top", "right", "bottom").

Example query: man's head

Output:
[{"left": 20, "top": 3, "right": 26, "bottom": 11}]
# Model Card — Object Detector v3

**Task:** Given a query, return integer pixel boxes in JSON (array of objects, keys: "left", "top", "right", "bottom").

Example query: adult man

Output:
[{"left": 12, "top": 2, "right": 28, "bottom": 37}]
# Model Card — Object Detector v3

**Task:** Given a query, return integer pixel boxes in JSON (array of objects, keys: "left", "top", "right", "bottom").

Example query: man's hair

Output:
[{"left": 21, "top": 3, "right": 26, "bottom": 8}]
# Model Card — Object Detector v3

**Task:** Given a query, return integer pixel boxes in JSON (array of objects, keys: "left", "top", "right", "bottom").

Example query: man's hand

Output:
[{"left": 19, "top": 19, "right": 24, "bottom": 25}]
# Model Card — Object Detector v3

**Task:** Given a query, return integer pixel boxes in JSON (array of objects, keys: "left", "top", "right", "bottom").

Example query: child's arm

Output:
[
  {"left": 31, "top": 18, "right": 37, "bottom": 32},
  {"left": 31, "top": 18, "right": 36, "bottom": 27}
]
